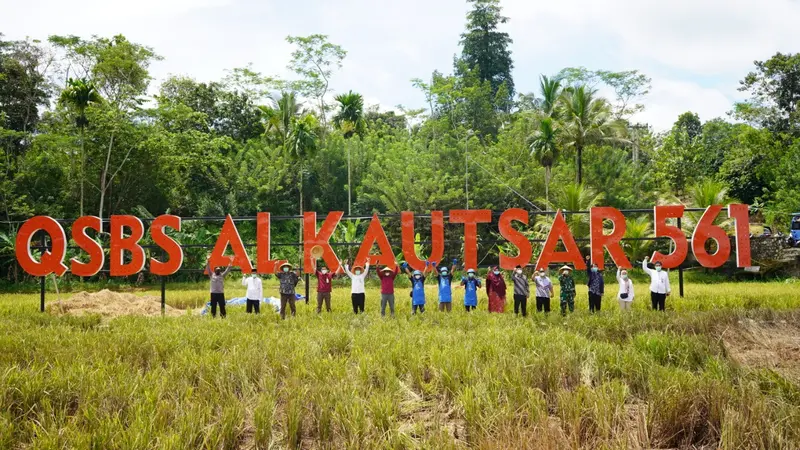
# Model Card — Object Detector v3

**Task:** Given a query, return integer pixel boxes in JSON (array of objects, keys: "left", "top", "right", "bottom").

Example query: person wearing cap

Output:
[
  {"left": 485, "top": 265, "right": 507, "bottom": 313},
  {"left": 242, "top": 272, "right": 263, "bottom": 314},
  {"left": 511, "top": 265, "right": 530, "bottom": 317},
  {"left": 403, "top": 261, "right": 432, "bottom": 314},
  {"left": 314, "top": 263, "right": 334, "bottom": 313},
  {"left": 460, "top": 268, "right": 482, "bottom": 311},
  {"left": 642, "top": 256, "right": 670, "bottom": 311},
  {"left": 616, "top": 266, "right": 634, "bottom": 311},
  {"left": 533, "top": 268, "right": 554, "bottom": 313},
  {"left": 206, "top": 255, "right": 233, "bottom": 318},
  {"left": 435, "top": 259, "right": 458, "bottom": 312},
  {"left": 377, "top": 264, "right": 399, "bottom": 317},
  {"left": 585, "top": 255, "right": 605, "bottom": 313},
  {"left": 275, "top": 262, "right": 301, "bottom": 320},
  {"left": 558, "top": 265, "right": 576, "bottom": 316},
  {"left": 343, "top": 258, "right": 370, "bottom": 314}
]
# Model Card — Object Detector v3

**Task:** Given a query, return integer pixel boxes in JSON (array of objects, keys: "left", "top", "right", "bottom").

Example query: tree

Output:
[
  {"left": 286, "top": 34, "right": 346, "bottom": 129},
  {"left": 596, "top": 70, "right": 651, "bottom": 120},
  {"left": 529, "top": 117, "right": 559, "bottom": 204},
  {"left": 558, "top": 85, "right": 626, "bottom": 184},
  {"left": 286, "top": 114, "right": 319, "bottom": 217},
  {"left": 58, "top": 78, "right": 102, "bottom": 216},
  {"left": 260, "top": 91, "right": 303, "bottom": 146},
  {"left": 457, "top": 0, "right": 514, "bottom": 109},
  {"left": 333, "top": 91, "right": 366, "bottom": 215},
  {"left": 674, "top": 112, "right": 702, "bottom": 144},
  {"left": 538, "top": 75, "right": 562, "bottom": 118},
  {"left": 736, "top": 52, "right": 800, "bottom": 135}
]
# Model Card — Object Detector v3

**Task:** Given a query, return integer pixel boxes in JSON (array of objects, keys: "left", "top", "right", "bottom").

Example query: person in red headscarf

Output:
[{"left": 485, "top": 265, "right": 507, "bottom": 313}]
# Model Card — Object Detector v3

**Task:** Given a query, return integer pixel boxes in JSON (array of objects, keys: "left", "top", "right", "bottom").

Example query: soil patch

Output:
[
  {"left": 46, "top": 289, "right": 185, "bottom": 318},
  {"left": 722, "top": 319, "right": 800, "bottom": 381}
]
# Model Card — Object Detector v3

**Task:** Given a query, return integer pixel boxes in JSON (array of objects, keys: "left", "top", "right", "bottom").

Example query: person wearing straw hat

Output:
[
  {"left": 206, "top": 255, "right": 233, "bottom": 318},
  {"left": 377, "top": 264, "right": 399, "bottom": 317},
  {"left": 343, "top": 258, "right": 370, "bottom": 314},
  {"left": 460, "top": 268, "right": 482, "bottom": 312},
  {"left": 558, "top": 265, "right": 576, "bottom": 316},
  {"left": 275, "top": 262, "right": 301, "bottom": 320},
  {"left": 314, "top": 263, "right": 334, "bottom": 313},
  {"left": 435, "top": 259, "right": 458, "bottom": 312}
]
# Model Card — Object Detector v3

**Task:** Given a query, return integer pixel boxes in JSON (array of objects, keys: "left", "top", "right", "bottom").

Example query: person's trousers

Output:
[
  {"left": 589, "top": 293, "right": 602, "bottom": 313},
  {"left": 317, "top": 292, "right": 331, "bottom": 313},
  {"left": 438, "top": 302, "right": 452, "bottom": 312},
  {"left": 381, "top": 294, "right": 395, "bottom": 316},
  {"left": 280, "top": 293, "right": 296, "bottom": 320},
  {"left": 560, "top": 293, "right": 575, "bottom": 316},
  {"left": 210, "top": 293, "right": 226, "bottom": 318},
  {"left": 513, "top": 294, "right": 528, "bottom": 316},
  {"left": 651, "top": 292, "right": 666, "bottom": 311},
  {"left": 351, "top": 293, "right": 365, "bottom": 314},
  {"left": 465, "top": 305, "right": 476, "bottom": 312},
  {"left": 246, "top": 299, "right": 260, "bottom": 314},
  {"left": 619, "top": 300, "right": 632, "bottom": 311},
  {"left": 412, "top": 304, "right": 425, "bottom": 314},
  {"left": 535, "top": 296, "right": 551, "bottom": 313}
]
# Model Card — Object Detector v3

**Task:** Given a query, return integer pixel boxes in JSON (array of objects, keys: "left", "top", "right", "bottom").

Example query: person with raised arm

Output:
[
  {"left": 206, "top": 255, "right": 233, "bottom": 318},
  {"left": 403, "top": 261, "right": 432, "bottom": 314},
  {"left": 533, "top": 267, "right": 554, "bottom": 313},
  {"left": 314, "top": 263, "right": 334, "bottom": 313},
  {"left": 275, "top": 262, "right": 301, "bottom": 320},
  {"left": 511, "top": 264, "right": 530, "bottom": 317},
  {"left": 585, "top": 255, "right": 605, "bottom": 313},
  {"left": 460, "top": 268, "right": 481, "bottom": 311},
  {"left": 486, "top": 265, "right": 507, "bottom": 313},
  {"left": 242, "top": 271, "right": 263, "bottom": 314},
  {"left": 642, "top": 256, "right": 670, "bottom": 311},
  {"left": 377, "top": 263, "right": 399, "bottom": 317},
  {"left": 343, "top": 258, "right": 370, "bottom": 314},
  {"left": 616, "top": 266, "right": 634, "bottom": 312},
  {"left": 435, "top": 259, "right": 458, "bottom": 313}
]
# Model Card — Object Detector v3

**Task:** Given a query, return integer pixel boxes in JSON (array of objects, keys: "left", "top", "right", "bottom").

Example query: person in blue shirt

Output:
[
  {"left": 460, "top": 268, "right": 482, "bottom": 312},
  {"left": 403, "top": 262, "right": 432, "bottom": 314},
  {"left": 436, "top": 259, "right": 458, "bottom": 312}
]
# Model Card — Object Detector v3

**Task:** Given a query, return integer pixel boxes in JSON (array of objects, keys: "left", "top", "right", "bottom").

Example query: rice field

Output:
[{"left": 1, "top": 277, "right": 800, "bottom": 449}]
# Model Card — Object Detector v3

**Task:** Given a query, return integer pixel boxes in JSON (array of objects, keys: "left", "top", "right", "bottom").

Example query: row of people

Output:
[{"left": 207, "top": 256, "right": 672, "bottom": 319}]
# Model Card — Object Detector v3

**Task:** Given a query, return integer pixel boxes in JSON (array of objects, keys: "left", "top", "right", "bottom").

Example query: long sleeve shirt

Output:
[
  {"left": 343, "top": 263, "right": 370, "bottom": 294},
  {"left": 377, "top": 266, "right": 399, "bottom": 294},
  {"left": 511, "top": 272, "right": 529, "bottom": 297},
  {"left": 275, "top": 271, "right": 300, "bottom": 295},
  {"left": 242, "top": 275, "right": 263, "bottom": 300},
  {"left": 207, "top": 261, "right": 231, "bottom": 293},
  {"left": 642, "top": 260, "right": 670, "bottom": 294},
  {"left": 586, "top": 265, "right": 605, "bottom": 295},
  {"left": 486, "top": 272, "right": 507, "bottom": 297},
  {"left": 615, "top": 268, "right": 634, "bottom": 302},
  {"left": 534, "top": 276, "right": 554, "bottom": 298}
]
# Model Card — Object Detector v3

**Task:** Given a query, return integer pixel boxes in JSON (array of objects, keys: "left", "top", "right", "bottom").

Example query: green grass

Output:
[{"left": 1, "top": 280, "right": 800, "bottom": 449}]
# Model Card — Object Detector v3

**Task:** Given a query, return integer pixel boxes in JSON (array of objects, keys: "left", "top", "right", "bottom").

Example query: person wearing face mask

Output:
[
  {"left": 275, "top": 262, "right": 301, "bottom": 320},
  {"left": 585, "top": 255, "right": 605, "bottom": 313},
  {"left": 343, "top": 258, "right": 370, "bottom": 314},
  {"left": 242, "top": 272, "right": 263, "bottom": 314},
  {"left": 403, "top": 261, "right": 431, "bottom": 314},
  {"left": 206, "top": 256, "right": 234, "bottom": 318},
  {"left": 533, "top": 268, "right": 554, "bottom": 313},
  {"left": 314, "top": 263, "right": 334, "bottom": 313},
  {"left": 460, "top": 268, "right": 482, "bottom": 311},
  {"left": 642, "top": 256, "right": 670, "bottom": 311},
  {"left": 558, "top": 265, "right": 576, "bottom": 316},
  {"left": 511, "top": 265, "right": 530, "bottom": 317},
  {"left": 377, "top": 264, "right": 400, "bottom": 317},
  {"left": 435, "top": 259, "right": 458, "bottom": 312},
  {"left": 485, "top": 265, "right": 507, "bottom": 313},
  {"left": 616, "top": 266, "right": 634, "bottom": 311}
]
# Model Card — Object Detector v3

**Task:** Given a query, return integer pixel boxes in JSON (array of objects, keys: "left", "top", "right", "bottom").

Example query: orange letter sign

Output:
[
  {"left": 651, "top": 205, "right": 688, "bottom": 269},
  {"left": 590, "top": 207, "right": 631, "bottom": 269},
  {"left": 71, "top": 216, "right": 104, "bottom": 276},
  {"left": 535, "top": 210, "right": 586, "bottom": 270},
  {"left": 150, "top": 215, "right": 184, "bottom": 276},
  {"left": 498, "top": 208, "right": 532, "bottom": 269},
  {"left": 355, "top": 214, "right": 396, "bottom": 268},
  {"left": 449, "top": 209, "right": 491, "bottom": 270},
  {"left": 691, "top": 205, "right": 731, "bottom": 268},
  {"left": 401, "top": 211, "right": 446, "bottom": 271},
  {"left": 110, "top": 215, "right": 146, "bottom": 276},
  {"left": 303, "top": 212, "right": 343, "bottom": 273},
  {"left": 208, "top": 215, "right": 253, "bottom": 274},
  {"left": 728, "top": 204, "right": 752, "bottom": 268},
  {"left": 15, "top": 216, "right": 68, "bottom": 276},
  {"left": 256, "top": 212, "right": 286, "bottom": 274}
]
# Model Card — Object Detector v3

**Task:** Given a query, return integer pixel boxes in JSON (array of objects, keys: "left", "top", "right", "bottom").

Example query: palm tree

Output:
[
  {"left": 537, "top": 183, "right": 605, "bottom": 246},
  {"left": 684, "top": 179, "right": 738, "bottom": 231},
  {"left": 333, "top": 91, "right": 366, "bottom": 215},
  {"left": 529, "top": 117, "right": 559, "bottom": 205},
  {"left": 287, "top": 114, "right": 319, "bottom": 217},
  {"left": 59, "top": 78, "right": 103, "bottom": 216},
  {"left": 558, "top": 85, "right": 626, "bottom": 185},
  {"left": 623, "top": 215, "right": 653, "bottom": 263},
  {"left": 538, "top": 75, "right": 562, "bottom": 118},
  {"left": 260, "top": 91, "right": 302, "bottom": 146}
]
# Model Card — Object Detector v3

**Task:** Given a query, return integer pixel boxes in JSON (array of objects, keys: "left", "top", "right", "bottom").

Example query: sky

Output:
[{"left": 3, "top": 0, "right": 800, "bottom": 131}]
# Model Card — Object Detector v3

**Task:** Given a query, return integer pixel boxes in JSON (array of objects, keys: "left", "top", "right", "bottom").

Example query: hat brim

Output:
[
  {"left": 352, "top": 266, "right": 364, "bottom": 271},
  {"left": 279, "top": 262, "right": 292, "bottom": 269},
  {"left": 559, "top": 265, "right": 573, "bottom": 272},
  {"left": 382, "top": 267, "right": 393, "bottom": 272}
]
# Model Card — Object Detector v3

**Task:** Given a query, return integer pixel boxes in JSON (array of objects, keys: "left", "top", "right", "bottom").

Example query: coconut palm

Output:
[
  {"left": 536, "top": 183, "right": 605, "bottom": 246},
  {"left": 623, "top": 215, "right": 653, "bottom": 263},
  {"left": 286, "top": 114, "right": 319, "bottom": 219},
  {"left": 558, "top": 85, "right": 627, "bottom": 185},
  {"left": 538, "top": 75, "right": 562, "bottom": 118},
  {"left": 259, "top": 91, "right": 303, "bottom": 146},
  {"left": 684, "top": 179, "right": 738, "bottom": 232},
  {"left": 333, "top": 91, "right": 366, "bottom": 215},
  {"left": 529, "top": 116, "right": 559, "bottom": 205},
  {"left": 59, "top": 78, "right": 103, "bottom": 216}
]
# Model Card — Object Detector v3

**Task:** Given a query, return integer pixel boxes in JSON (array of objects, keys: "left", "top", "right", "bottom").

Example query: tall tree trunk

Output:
[
  {"left": 79, "top": 127, "right": 85, "bottom": 216},
  {"left": 347, "top": 143, "right": 351, "bottom": 215},
  {"left": 98, "top": 131, "right": 115, "bottom": 220},
  {"left": 576, "top": 145, "right": 583, "bottom": 185},
  {"left": 545, "top": 165, "right": 551, "bottom": 206},
  {"left": 299, "top": 166, "right": 304, "bottom": 245}
]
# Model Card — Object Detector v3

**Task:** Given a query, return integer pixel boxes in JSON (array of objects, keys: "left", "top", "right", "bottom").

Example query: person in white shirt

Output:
[
  {"left": 343, "top": 259, "right": 370, "bottom": 314},
  {"left": 242, "top": 273, "right": 263, "bottom": 314},
  {"left": 642, "top": 256, "right": 670, "bottom": 311},
  {"left": 616, "top": 267, "right": 634, "bottom": 311}
]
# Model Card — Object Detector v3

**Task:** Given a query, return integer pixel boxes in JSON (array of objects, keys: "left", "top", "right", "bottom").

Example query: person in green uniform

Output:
[{"left": 558, "top": 265, "right": 576, "bottom": 316}]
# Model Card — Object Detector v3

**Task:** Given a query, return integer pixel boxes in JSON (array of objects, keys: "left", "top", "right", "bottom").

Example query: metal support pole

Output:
[
  {"left": 40, "top": 233, "right": 46, "bottom": 312},
  {"left": 677, "top": 217, "right": 684, "bottom": 298},
  {"left": 305, "top": 273, "right": 310, "bottom": 304},
  {"left": 161, "top": 276, "right": 166, "bottom": 315}
]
